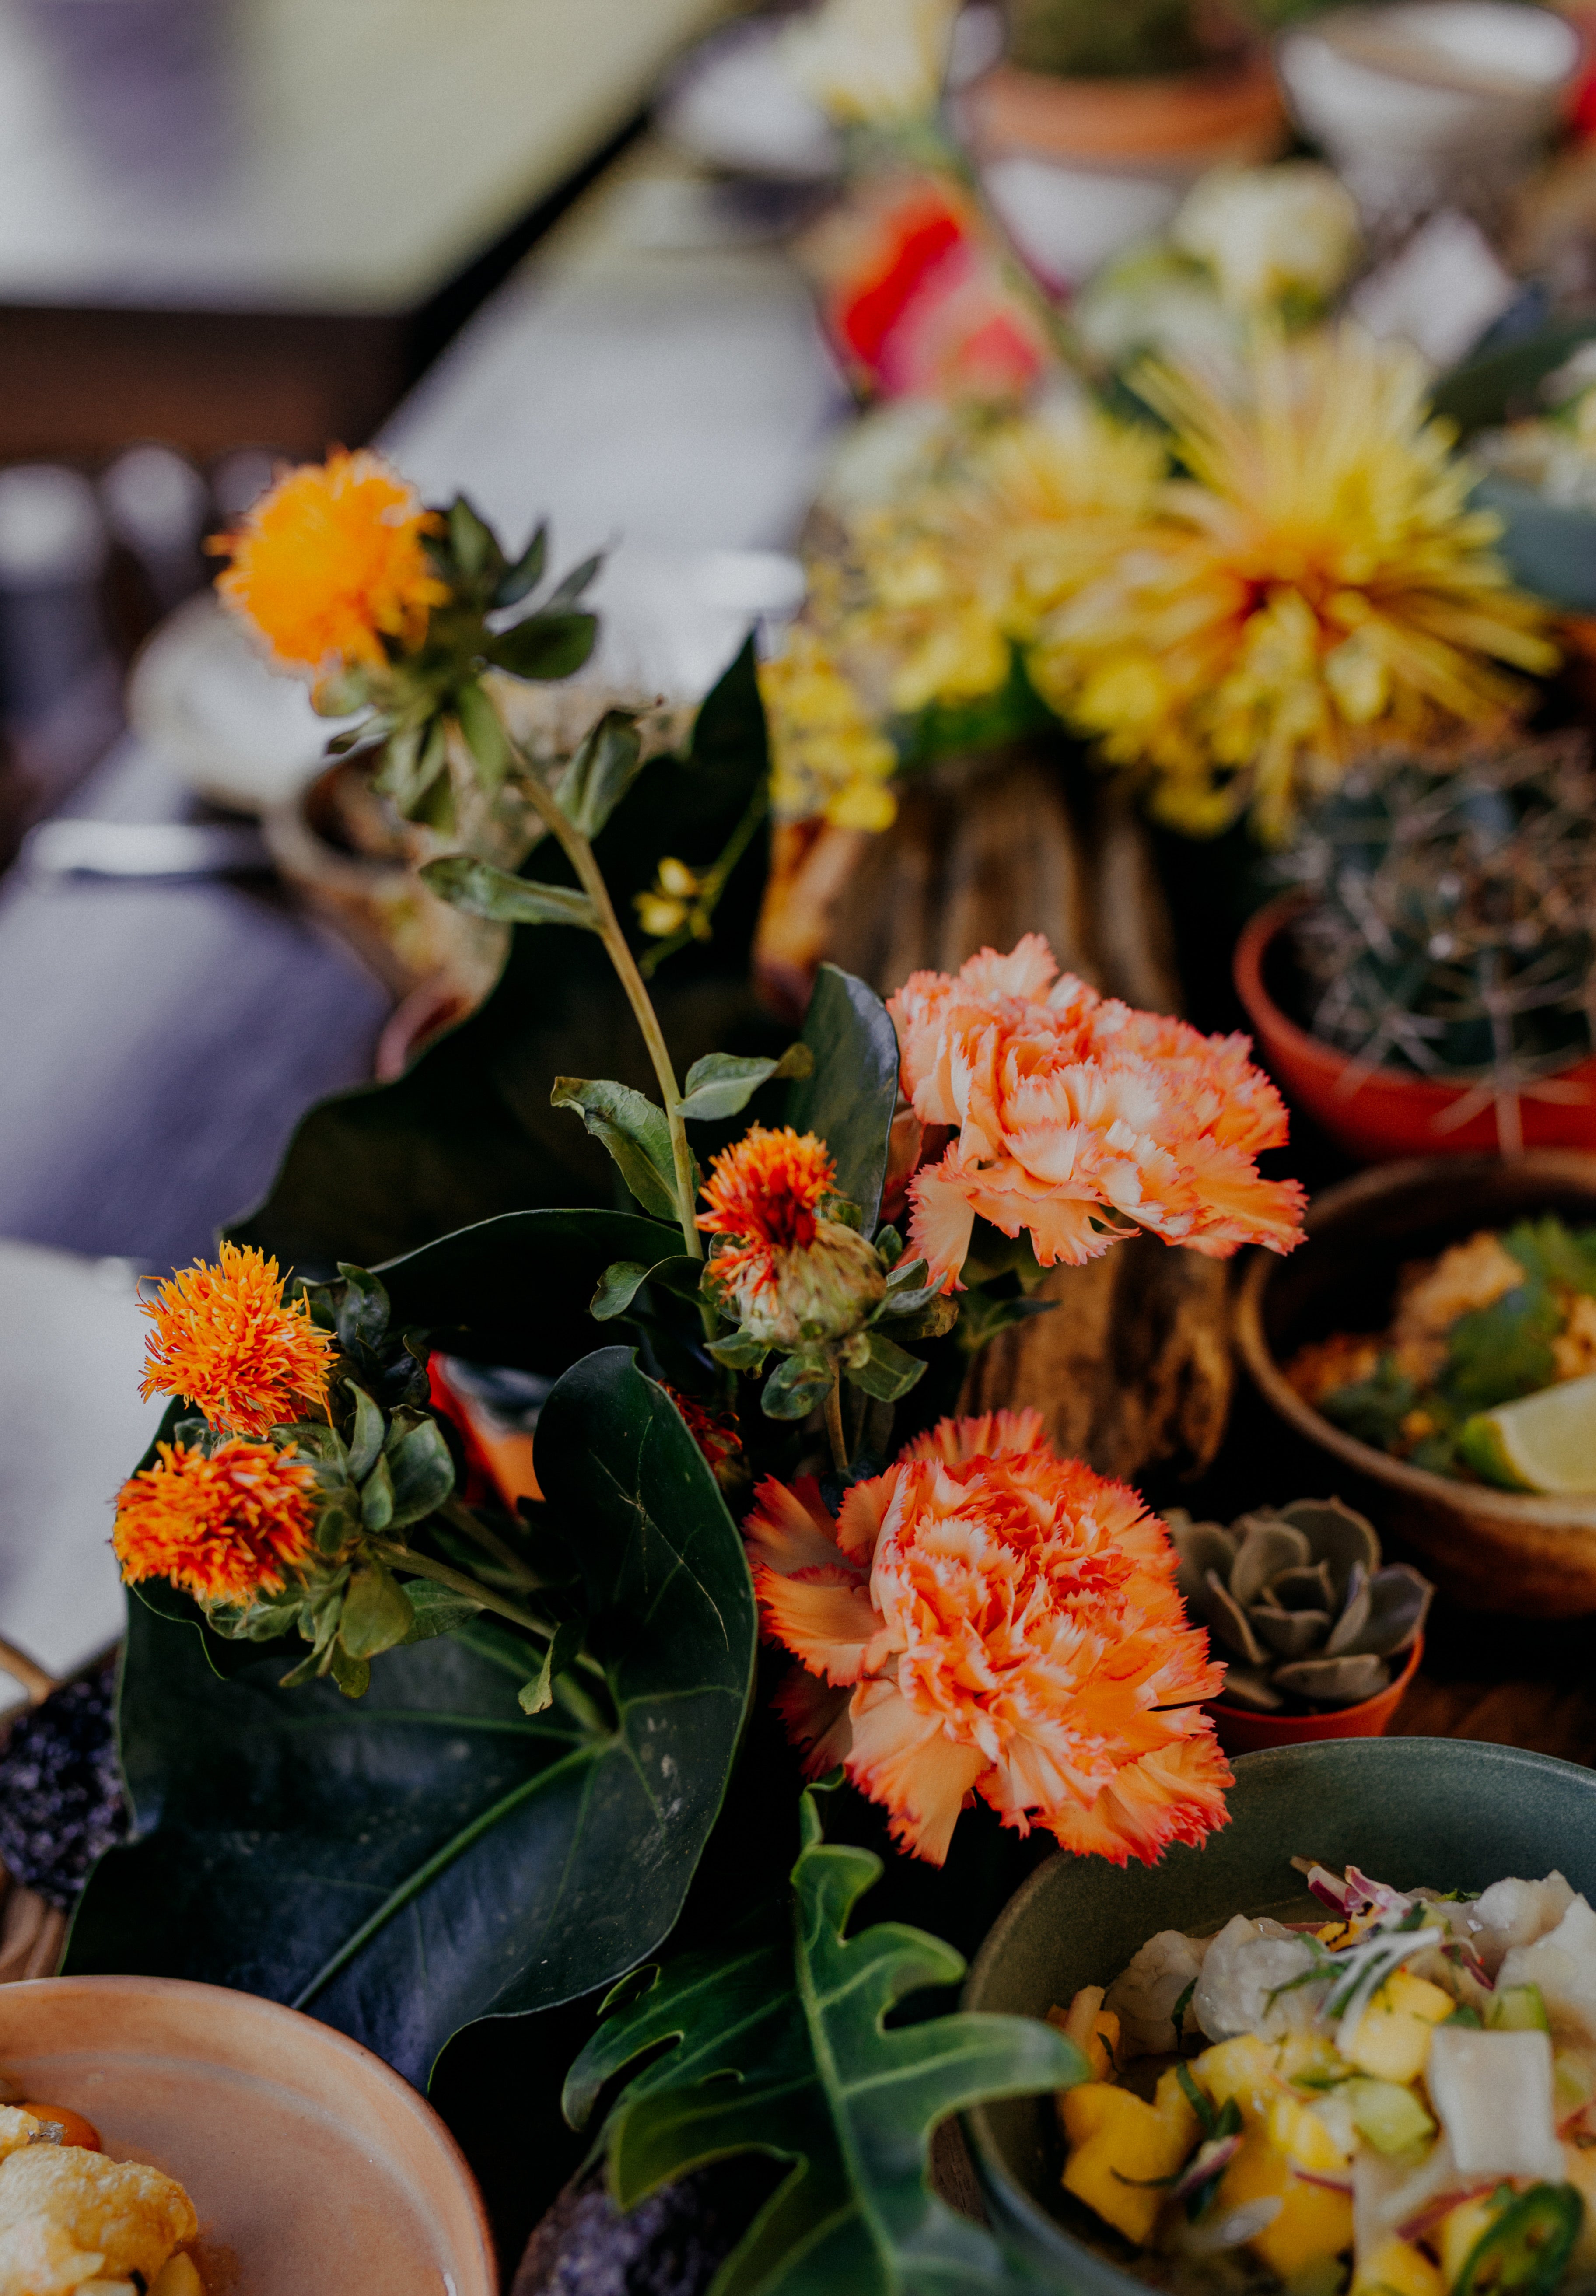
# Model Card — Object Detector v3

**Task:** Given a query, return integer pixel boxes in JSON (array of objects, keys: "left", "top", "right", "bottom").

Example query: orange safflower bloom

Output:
[
  {"left": 745, "top": 1408, "right": 1231, "bottom": 1866},
  {"left": 888, "top": 933, "right": 1306, "bottom": 1290},
  {"left": 214, "top": 449, "right": 448, "bottom": 676},
  {"left": 661, "top": 1384, "right": 743, "bottom": 1481},
  {"left": 698, "top": 1125, "right": 886, "bottom": 1347},
  {"left": 113, "top": 1438, "right": 318, "bottom": 1606},
  {"left": 141, "top": 1241, "right": 333, "bottom": 1437}
]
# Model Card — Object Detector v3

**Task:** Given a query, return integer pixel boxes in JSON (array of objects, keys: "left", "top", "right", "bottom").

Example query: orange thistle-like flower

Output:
[
  {"left": 214, "top": 448, "right": 448, "bottom": 677},
  {"left": 698, "top": 1125, "right": 886, "bottom": 1348},
  {"left": 888, "top": 933, "right": 1306, "bottom": 1290},
  {"left": 140, "top": 1241, "right": 334, "bottom": 1437},
  {"left": 745, "top": 1408, "right": 1231, "bottom": 1866},
  {"left": 662, "top": 1384, "right": 744, "bottom": 1484},
  {"left": 113, "top": 1438, "right": 318, "bottom": 1606}
]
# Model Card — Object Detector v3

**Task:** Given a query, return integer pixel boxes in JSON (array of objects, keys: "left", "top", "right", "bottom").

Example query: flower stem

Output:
[
  {"left": 367, "top": 1537, "right": 553, "bottom": 1639},
  {"left": 441, "top": 1494, "right": 541, "bottom": 1589},
  {"left": 824, "top": 1373, "right": 849, "bottom": 1476}
]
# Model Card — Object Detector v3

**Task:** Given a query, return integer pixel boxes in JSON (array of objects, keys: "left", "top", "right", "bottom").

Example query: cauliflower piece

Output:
[
  {"left": 0, "top": 2119, "right": 41, "bottom": 2170},
  {"left": 1103, "top": 1928, "right": 1208, "bottom": 2056},
  {"left": 1498, "top": 1892, "right": 1596, "bottom": 2047},
  {"left": 0, "top": 2214, "right": 107, "bottom": 2296},
  {"left": 1426, "top": 2026, "right": 1563, "bottom": 2182},
  {"left": 1463, "top": 1872, "right": 1576, "bottom": 1976},
  {"left": 1193, "top": 1914, "right": 1322, "bottom": 2043},
  {"left": 0, "top": 2152, "right": 196, "bottom": 2286}
]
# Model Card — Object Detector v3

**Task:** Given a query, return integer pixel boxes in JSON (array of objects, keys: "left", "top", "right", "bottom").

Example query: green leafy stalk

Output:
[{"left": 365, "top": 1535, "right": 554, "bottom": 1640}]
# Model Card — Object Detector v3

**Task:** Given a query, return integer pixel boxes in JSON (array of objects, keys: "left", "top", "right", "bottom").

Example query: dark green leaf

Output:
[
  {"left": 340, "top": 1558, "right": 416, "bottom": 1662},
  {"left": 384, "top": 1417, "right": 457, "bottom": 1528},
  {"left": 454, "top": 680, "right": 511, "bottom": 791},
  {"left": 493, "top": 520, "right": 548, "bottom": 609},
  {"left": 708, "top": 1329, "right": 768, "bottom": 1374},
  {"left": 785, "top": 967, "right": 898, "bottom": 1232},
  {"left": 565, "top": 1791, "right": 1084, "bottom": 2296},
  {"left": 488, "top": 612, "right": 598, "bottom": 682},
  {"left": 550, "top": 1079, "right": 679, "bottom": 1224},
  {"left": 66, "top": 1351, "right": 756, "bottom": 2091},
  {"left": 592, "top": 1256, "right": 704, "bottom": 1324},
  {"left": 401, "top": 1580, "right": 484, "bottom": 1642},
  {"left": 420, "top": 856, "right": 599, "bottom": 932},
  {"left": 842, "top": 1330, "right": 926, "bottom": 1404},
  {"left": 447, "top": 495, "right": 502, "bottom": 583},
  {"left": 360, "top": 1453, "right": 395, "bottom": 1532},
  {"left": 344, "top": 1384, "right": 385, "bottom": 1484},
  {"left": 559, "top": 711, "right": 644, "bottom": 841},
  {"left": 519, "top": 1618, "right": 588, "bottom": 1715},
  {"left": 1319, "top": 1352, "right": 1423, "bottom": 1453},
  {"left": 678, "top": 1044, "right": 814, "bottom": 1123},
  {"left": 1442, "top": 1283, "right": 1561, "bottom": 1415},
  {"left": 336, "top": 1265, "right": 390, "bottom": 1351},
  {"left": 761, "top": 1352, "right": 834, "bottom": 1422},
  {"left": 545, "top": 552, "right": 605, "bottom": 613},
  {"left": 329, "top": 1645, "right": 371, "bottom": 1699}
]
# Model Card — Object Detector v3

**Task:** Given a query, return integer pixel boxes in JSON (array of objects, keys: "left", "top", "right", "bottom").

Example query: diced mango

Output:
[
  {"left": 1215, "top": 2132, "right": 1354, "bottom": 2279},
  {"left": 1278, "top": 2033, "right": 1350, "bottom": 2089},
  {"left": 150, "top": 2261, "right": 205, "bottom": 2296},
  {"left": 1195, "top": 2034, "right": 1279, "bottom": 2128},
  {"left": 1051, "top": 1987, "right": 1122, "bottom": 2083},
  {"left": 1559, "top": 2138, "right": 1596, "bottom": 2273},
  {"left": 1268, "top": 2091, "right": 1354, "bottom": 2175},
  {"left": 1438, "top": 2192, "right": 1504, "bottom": 2289},
  {"left": 1348, "top": 1972, "right": 1455, "bottom": 2085},
  {"left": 1353, "top": 2234, "right": 1444, "bottom": 2296},
  {"left": 1059, "top": 2075, "right": 1198, "bottom": 2246}
]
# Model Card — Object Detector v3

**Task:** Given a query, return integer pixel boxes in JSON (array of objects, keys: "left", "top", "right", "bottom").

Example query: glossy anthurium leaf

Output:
[
  {"left": 64, "top": 1350, "right": 756, "bottom": 2092},
  {"left": 785, "top": 966, "right": 899, "bottom": 1232},
  {"left": 565, "top": 1791, "right": 1084, "bottom": 2295}
]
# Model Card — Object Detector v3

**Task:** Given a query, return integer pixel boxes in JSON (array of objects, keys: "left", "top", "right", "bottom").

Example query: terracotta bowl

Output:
[
  {"left": 963, "top": 1737, "right": 1596, "bottom": 2294},
  {"left": 0, "top": 1976, "right": 496, "bottom": 2294},
  {"left": 1204, "top": 1631, "right": 1423, "bottom": 1756},
  {"left": 1235, "top": 1152, "right": 1596, "bottom": 1615},
  {"left": 962, "top": 52, "right": 1285, "bottom": 168},
  {"left": 1234, "top": 894, "right": 1596, "bottom": 1162}
]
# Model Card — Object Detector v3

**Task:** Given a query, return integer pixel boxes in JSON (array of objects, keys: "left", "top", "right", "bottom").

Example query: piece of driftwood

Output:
[{"left": 756, "top": 743, "right": 1232, "bottom": 1480}]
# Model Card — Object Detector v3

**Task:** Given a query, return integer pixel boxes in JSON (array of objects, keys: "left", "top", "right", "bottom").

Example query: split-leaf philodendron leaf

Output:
[
  {"left": 65, "top": 1350, "right": 756, "bottom": 2090},
  {"left": 564, "top": 1792, "right": 1086, "bottom": 2295}
]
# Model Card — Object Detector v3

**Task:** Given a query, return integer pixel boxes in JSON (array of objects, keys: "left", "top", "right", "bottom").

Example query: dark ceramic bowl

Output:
[{"left": 963, "top": 1738, "right": 1596, "bottom": 2294}]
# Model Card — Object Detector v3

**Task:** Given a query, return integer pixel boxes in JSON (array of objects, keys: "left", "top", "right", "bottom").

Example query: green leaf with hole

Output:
[
  {"left": 550, "top": 1078, "right": 679, "bottom": 1223},
  {"left": 559, "top": 710, "right": 644, "bottom": 840},
  {"left": 678, "top": 1044, "right": 814, "bottom": 1123},
  {"left": 564, "top": 1790, "right": 1084, "bottom": 2296},
  {"left": 420, "top": 856, "right": 599, "bottom": 933},
  {"left": 65, "top": 1350, "right": 756, "bottom": 2091}
]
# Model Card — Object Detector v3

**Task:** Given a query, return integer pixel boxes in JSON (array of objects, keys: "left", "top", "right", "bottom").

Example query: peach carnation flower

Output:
[
  {"left": 141, "top": 1241, "right": 334, "bottom": 1437},
  {"left": 214, "top": 448, "right": 448, "bottom": 678},
  {"left": 888, "top": 933, "right": 1306, "bottom": 1289},
  {"left": 113, "top": 1438, "right": 318, "bottom": 1606},
  {"left": 698, "top": 1125, "right": 886, "bottom": 1348},
  {"left": 745, "top": 1408, "right": 1231, "bottom": 1865}
]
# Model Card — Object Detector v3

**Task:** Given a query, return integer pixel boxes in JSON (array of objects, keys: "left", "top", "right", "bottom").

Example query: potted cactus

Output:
[
  {"left": 1168, "top": 1496, "right": 1433, "bottom": 1753},
  {"left": 1234, "top": 733, "right": 1596, "bottom": 1163}
]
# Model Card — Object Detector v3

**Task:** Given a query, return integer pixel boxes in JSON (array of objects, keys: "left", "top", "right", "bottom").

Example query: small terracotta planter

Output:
[
  {"left": 1205, "top": 1633, "right": 1423, "bottom": 1757},
  {"left": 962, "top": 49, "right": 1285, "bottom": 169},
  {"left": 1234, "top": 893, "right": 1596, "bottom": 1162}
]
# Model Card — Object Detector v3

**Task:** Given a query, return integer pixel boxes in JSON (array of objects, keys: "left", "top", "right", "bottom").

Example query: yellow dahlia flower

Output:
[{"left": 1028, "top": 327, "right": 1557, "bottom": 841}]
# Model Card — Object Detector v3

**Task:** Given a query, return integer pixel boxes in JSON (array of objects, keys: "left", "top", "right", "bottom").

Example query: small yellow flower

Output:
[
  {"left": 214, "top": 449, "right": 448, "bottom": 678},
  {"left": 758, "top": 629, "right": 899, "bottom": 832},
  {"left": 634, "top": 858, "right": 706, "bottom": 939}
]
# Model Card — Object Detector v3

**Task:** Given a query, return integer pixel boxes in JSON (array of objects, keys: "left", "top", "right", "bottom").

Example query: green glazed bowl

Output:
[{"left": 962, "top": 1737, "right": 1596, "bottom": 2292}]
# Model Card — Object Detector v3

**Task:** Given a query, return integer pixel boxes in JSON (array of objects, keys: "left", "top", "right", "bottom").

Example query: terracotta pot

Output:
[
  {"left": 0, "top": 1974, "right": 495, "bottom": 2294},
  {"left": 1234, "top": 893, "right": 1596, "bottom": 1162},
  {"left": 1205, "top": 1632, "right": 1423, "bottom": 1757},
  {"left": 962, "top": 50, "right": 1285, "bottom": 169},
  {"left": 1235, "top": 1151, "right": 1596, "bottom": 1615}
]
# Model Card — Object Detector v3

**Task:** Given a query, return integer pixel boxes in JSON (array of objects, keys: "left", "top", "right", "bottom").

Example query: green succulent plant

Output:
[{"left": 1166, "top": 1497, "right": 1433, "bottom": 1712}]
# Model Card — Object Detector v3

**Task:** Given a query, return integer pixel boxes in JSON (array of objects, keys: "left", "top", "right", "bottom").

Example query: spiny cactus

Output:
[
  {"left": 1281, "top": 733, "right": 1596, "bottom": 1094},
  {"left": 1167, "top": 1496, "right": 1433, "bottom": 1711}
]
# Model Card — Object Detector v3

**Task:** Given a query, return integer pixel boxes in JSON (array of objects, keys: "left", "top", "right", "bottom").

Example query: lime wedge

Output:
[{"left": 1457, "top": 1372, "right": 1596, "bottom": 1495}]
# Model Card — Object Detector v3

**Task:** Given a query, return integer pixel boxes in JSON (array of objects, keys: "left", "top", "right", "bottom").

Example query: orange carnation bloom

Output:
[
  {"left": 699, "top": 1125, "right": 886, "bottom": 1348},
  {"left": 745, "top": 1407, "right": 1231, "bottom": 1866},
  {"left": 214, "top": 449, "right": 448, "bottom": 676},
  {"left": 888, "top": 933, "right": 1306, "bottom": 1289},
  {"left": 141, "top": 1241, "right": 333, "bottom": 1437},
  {"left": 113, "top": 1438, "right": 318, "bottom": 1606}
]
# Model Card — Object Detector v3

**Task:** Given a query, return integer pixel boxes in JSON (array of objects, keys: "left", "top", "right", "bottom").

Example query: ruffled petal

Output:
[
  {"left": 742, "top": 1473, "right": 851, "bottom": 1579},
  {"left": 845, "top": 1679, "right": 988, "bottom": 1866},
  {"left": 752, "top": 1564, "right": 882, "bottom": 1684}
]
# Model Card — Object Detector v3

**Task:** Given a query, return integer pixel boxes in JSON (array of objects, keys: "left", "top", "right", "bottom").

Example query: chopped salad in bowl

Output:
[{"left": 1052, "top": 1862, "right": 1596, "bottom": 2296}]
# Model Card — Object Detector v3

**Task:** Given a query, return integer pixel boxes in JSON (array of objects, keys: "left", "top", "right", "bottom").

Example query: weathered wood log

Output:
[{"left": 756, "top": 742, "right": 1232, "bottom": 1481}]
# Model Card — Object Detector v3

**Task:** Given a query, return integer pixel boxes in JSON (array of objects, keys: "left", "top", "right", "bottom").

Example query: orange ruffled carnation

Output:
[
  {"left": 214, "top": 448, "right": 448, "bottom": 676},
  {"left": 113, "top": 1438, "right": 318, "bottom": 1606},
  {"left": 141, "top": 1241, "right": 334, "bottom": 1438},
  {"left": 746, "top": 1408, "right": 1231, "bottom": 1866},
  {"left": 888, "top": 932, "right": 1306, "bottom": 1289}
]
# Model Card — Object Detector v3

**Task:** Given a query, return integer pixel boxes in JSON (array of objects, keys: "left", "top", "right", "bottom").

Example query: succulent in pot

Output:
[{"left": 1166, "top": 1496, "right": 1433, "bottom": 1711}]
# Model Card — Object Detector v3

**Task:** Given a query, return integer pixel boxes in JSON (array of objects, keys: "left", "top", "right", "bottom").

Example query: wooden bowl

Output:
[
  {"left": 1235, "top": 1152, "right": 1596, "bottom": 1616},
  {"left": 0, "top": 1975, "right": 496, "bottom": 2294},
  {"left": 963, "top": 1738, "right": 1596, "bottom": 2292}
]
